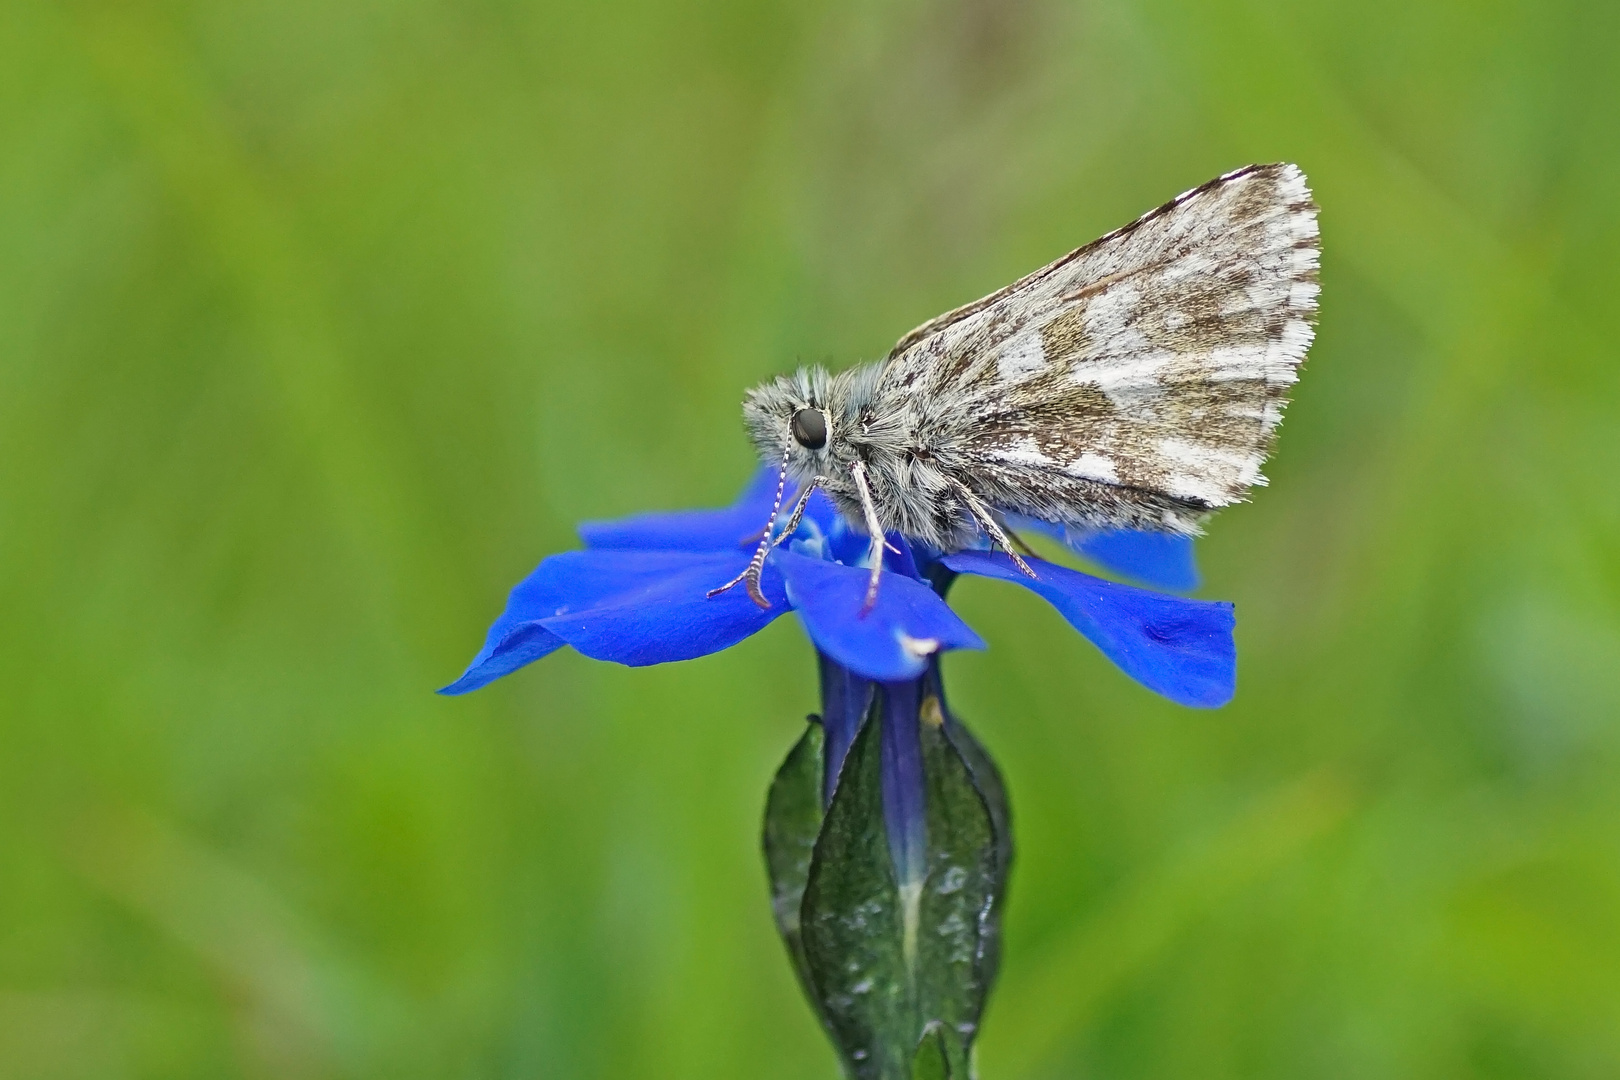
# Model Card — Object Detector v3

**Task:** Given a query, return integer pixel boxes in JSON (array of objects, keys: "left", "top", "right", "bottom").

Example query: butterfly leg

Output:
[
  {"left": 848, "top": 460, "right": 888, "bottom": 613},
  {"left": 1002, "top": 523, "right": 1041, "bottom": 560},
  {"left": 767, "top": 477, "right": 825, "bottom": 553},
  {"left": 946, "top": 477, "right": 1037, "bottom": 578},
  {"left": 708, "top": 451, "right": 792, "bottom": 608}
]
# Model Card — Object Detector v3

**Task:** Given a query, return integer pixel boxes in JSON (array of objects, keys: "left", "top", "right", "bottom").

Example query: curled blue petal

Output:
[
  {"left": 537, "top": 549, "right": 789, "bottom": 666},
  {"left": 944, "top": 551, "right": 1234, "bottom": 708},
  {"left": 439, "top": 552, "right": 592, "bottom": 694},
  {"left": 439, "top": 623, "right": 566, "bottom": 696},
  {"left": 777, "top": 551, "right": 985, "bottom": 682},
  {"left": 1006, "top": 514, "right": 1200, "bottom": 592}
]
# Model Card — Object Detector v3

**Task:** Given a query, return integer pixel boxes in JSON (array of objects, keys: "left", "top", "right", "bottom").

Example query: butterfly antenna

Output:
[{"left": 707, "top": 450, "right": 792, "bottom": 608}]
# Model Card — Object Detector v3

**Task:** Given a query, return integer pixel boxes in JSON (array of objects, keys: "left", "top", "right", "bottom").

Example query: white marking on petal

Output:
[{"left": 898, "top": 633, "right": 940, "bottom": 660}]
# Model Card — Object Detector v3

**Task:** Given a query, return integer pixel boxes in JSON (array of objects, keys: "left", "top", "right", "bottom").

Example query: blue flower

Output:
[{"left": 440, "top": 469, "right": 1236, "bottom": 707}]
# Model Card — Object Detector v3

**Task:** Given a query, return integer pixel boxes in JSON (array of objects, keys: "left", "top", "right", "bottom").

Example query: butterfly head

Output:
[{"left": 743, "top": 365, "right": 840, "bottom": 481}]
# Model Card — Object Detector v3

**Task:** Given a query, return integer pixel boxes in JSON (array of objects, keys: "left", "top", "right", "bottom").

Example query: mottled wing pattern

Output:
[{"left": 882, "top": 163, "right": 1319, "bottom": 535}]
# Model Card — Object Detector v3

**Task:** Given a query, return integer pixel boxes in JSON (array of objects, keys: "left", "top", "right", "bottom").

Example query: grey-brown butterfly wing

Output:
[{"left": 881, "top": 163, "right": 1320, "bottom": 536}]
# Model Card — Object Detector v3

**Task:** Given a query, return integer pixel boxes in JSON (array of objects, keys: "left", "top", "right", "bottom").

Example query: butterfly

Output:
[{"left": 712, "top": 163, "right": 1320, "bottom": 609}]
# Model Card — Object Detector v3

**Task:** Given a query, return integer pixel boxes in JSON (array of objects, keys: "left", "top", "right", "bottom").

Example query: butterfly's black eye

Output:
[{"left": 791, "top": 408, "right": 827, "bottom": 450}]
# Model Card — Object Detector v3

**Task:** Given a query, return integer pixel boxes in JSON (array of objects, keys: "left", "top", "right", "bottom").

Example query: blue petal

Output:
[
  {"left": 1006, "top": 514, "right": 1200, "bottom": 592},
  {"left": 817, "top": 654, "right": 874, "bottom": 808},
  {"left": 881, "top": 532, "right": 923, "bottom": 580},
  {"left": 579, "top": 468, "right": 778, "bottom": 552},
  {"left": 943, "top": 551, "right": 1234, "bottom": 707},
  {"left": 440, "top": 549, "right": 617, "bottom": 694},
  {"left": 878, "top": 679, "right": 927, "bottom": 887},
  {"left": 580, "top": 467, "right": 841, "bottom": 554},
  {"left": 906, "top": 537, "right": 947, "bottom": 581},
  {"left": 1077, "top": 530, "right": 1200, "bottom": 592},
  {"left": 538, "top": 549, "right": 790, "bottom": 666},
  {"left": 439, "top": 622, "right": 566, "bottom": 695},
  {"left": 817, "top": 515, "right": 927, "bottom": 583},
  {"left": 823, "top": 513, "right": 872, "bottom": 569},
  {"left": 777, "top": 551, "right": 985, "bottom": 682}
]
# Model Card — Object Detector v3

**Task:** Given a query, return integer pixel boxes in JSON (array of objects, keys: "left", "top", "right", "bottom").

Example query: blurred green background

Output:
[{"left": 3, "top": 0, "right": 1619, "bottom": 1076}]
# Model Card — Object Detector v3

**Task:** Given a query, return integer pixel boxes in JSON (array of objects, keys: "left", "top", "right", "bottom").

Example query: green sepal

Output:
[
  {"left": 775, "top": 692, "right": 1006, "bottom": 1079},
  {"left": 800, "top": 710, "right": 911, "bottom": 1077},
  {"left": 762, "top": 717, "right": 827, "bottom": 1008},
  {"left": 938, "top": 708, "right": 1013, "bottom": 1003},
  {"left": 910, "top": 1024, "right": 950, "bottom": 1080},
  {"left": 914, "top": 708, "right": 997, "bottom": 1076}
]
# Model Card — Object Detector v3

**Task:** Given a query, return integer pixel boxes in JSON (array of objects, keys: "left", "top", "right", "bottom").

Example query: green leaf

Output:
[
  {"left": 915, "top": 706, "right": 996, "bottom": 1078},
  {"left": 795, "top": 697, "right": 1007, "bottom": 1079},
  {"left": 801, "top": 710, "right": 912, "bottom": 1078},
  {"left": 763, "top": 719, "right": 827, "bottom": 1005},
  {"left": 942, "top": 713, "right": 1013, "bottom": 888},
  {"left": 939, "top": 706, "right": 1013, "bottom": 1016},
  {"left": 910, "top": 1024, "right": 950, "bottom": 1080}
]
